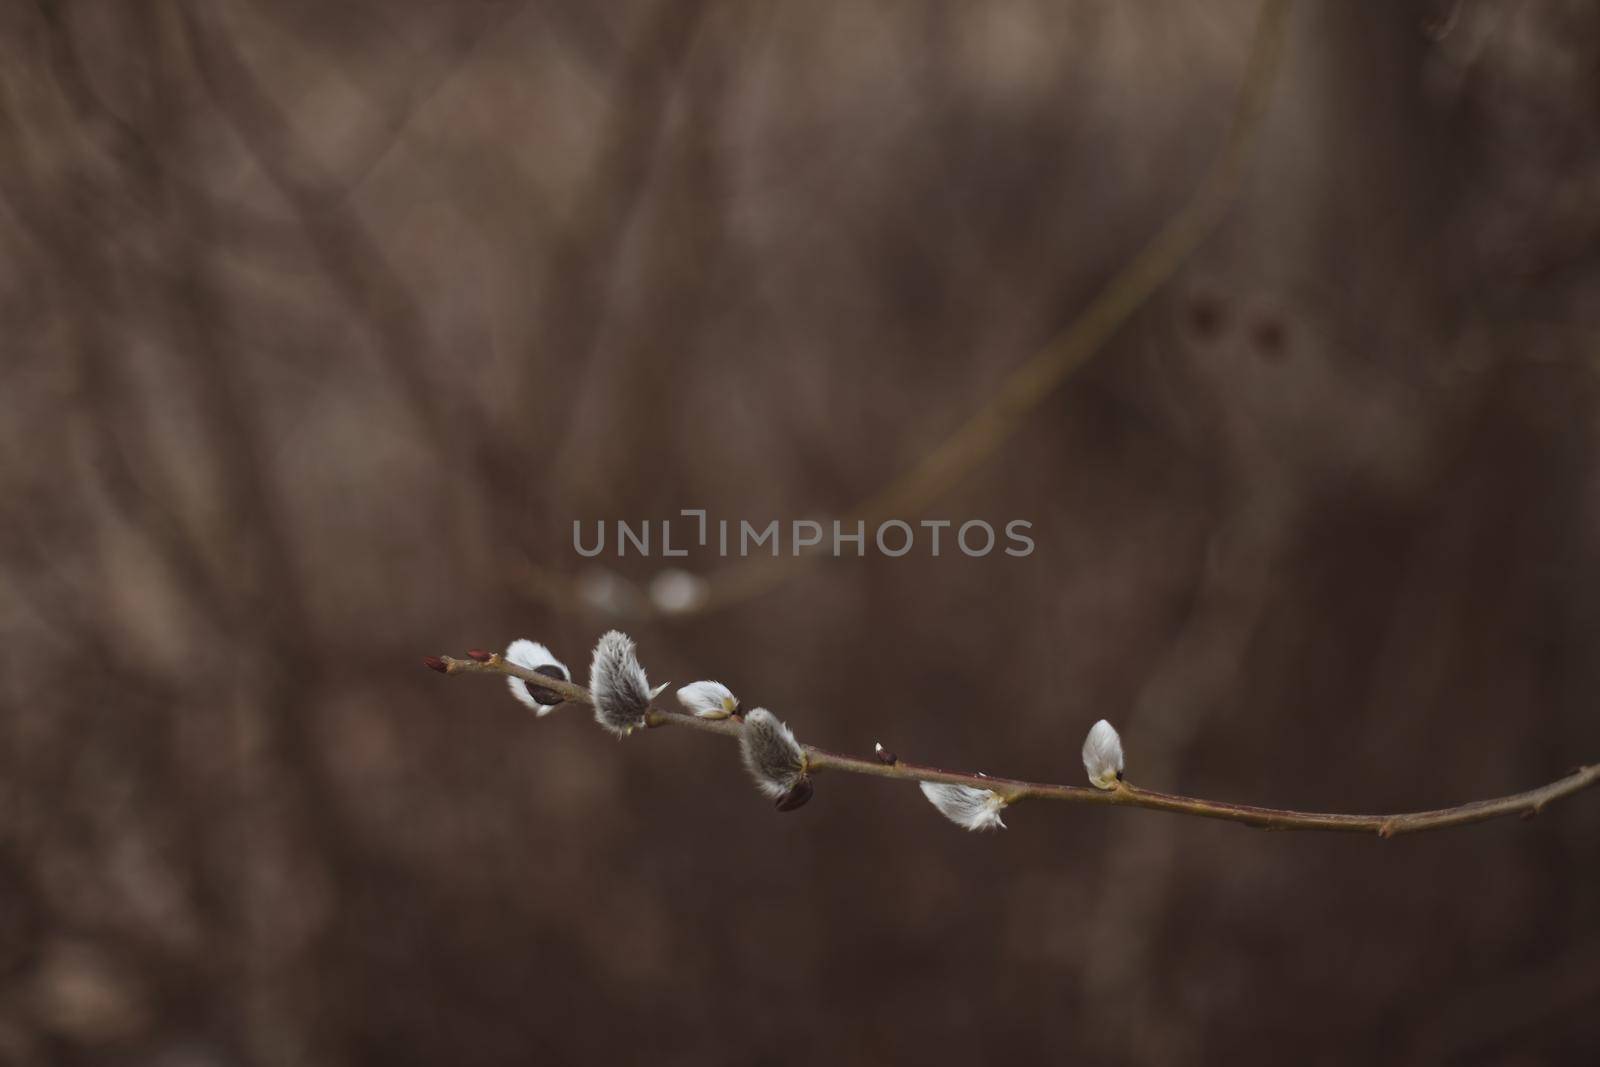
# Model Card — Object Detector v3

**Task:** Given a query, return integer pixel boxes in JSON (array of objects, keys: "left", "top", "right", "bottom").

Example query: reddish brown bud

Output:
[
  {"left": 773, "top": 778, "right": 813, "bottom": 812},
  {"left": 422, "top": 656, "right": 449, "bottom": 674},
  {"left": 466, "top": 648, "right": 494, "bottom": 663},
  {"left": 874, "top": 742, "right": 897, "bottom": 765}
]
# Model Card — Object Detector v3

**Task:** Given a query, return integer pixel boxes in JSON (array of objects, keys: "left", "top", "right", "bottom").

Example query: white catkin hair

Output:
[
  {"left": 739, "top": 708, "right": 807, "bottom": 799},
  {"left": 589, "top": 630, "right": 660, "bottom": 737},
  {"left": 676, "top": 680, "right": 738, "bottom": 719},
  {"left": 1082, "top": 719, "right": 1125, "bottom": 790},
  {"left": 919, "top": 782, "right": 1008, "bottom": 831},
  {"left": 503, "top": 639, "right": 570, "bottom": 717}
]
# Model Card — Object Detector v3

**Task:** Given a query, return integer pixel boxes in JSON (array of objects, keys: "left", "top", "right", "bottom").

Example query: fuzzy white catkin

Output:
[
  {"left": 503, "top": 639, "right": 570, "bottom": 716},
  {"left": 739, "top": 708, "right": 807, "bottom": 798},
  {"left": 589, "top": 631, "right": 662, "bottom": 737},
  {"left": 919, "top": 782, "right": 1007, "bottom": 831},
  {"left": 1082, "top": 719, "right": 1125, "bottom": 790},
  {"left": 677, "top": 680, "right": 738, "bottom": 719}
]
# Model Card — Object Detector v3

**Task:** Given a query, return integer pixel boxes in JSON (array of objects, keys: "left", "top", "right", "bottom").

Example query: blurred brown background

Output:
[{"left": 3, "top": 0, "right": 1600, "bottom": 1063}]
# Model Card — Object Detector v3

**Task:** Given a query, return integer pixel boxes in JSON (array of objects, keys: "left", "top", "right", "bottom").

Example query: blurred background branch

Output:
[{"left": 517, "top": 0, "right": 1295, "bottom": 620}]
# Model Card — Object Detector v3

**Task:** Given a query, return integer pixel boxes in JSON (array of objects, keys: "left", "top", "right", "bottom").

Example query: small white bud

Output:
[
  {"left": 502, "top": 639, "right": 570, "bottom": 717},
  {"left": 648, "top": 568, "right": 709, "bottom": 615},
  {"left": 919, "top": 782, "right": 1007, "bottom": 831},
  {"left": 589, "top": 630, "right": 656, "bottom": 737},
  {"left": 1082, "top": 719, "right": 1125, "bottom": 790},
  {"left": 677, "top": 680, "right": 738, "bottom": 719},
  {"left": 739, "top": 708, "right": 809, "bottom": 802}
]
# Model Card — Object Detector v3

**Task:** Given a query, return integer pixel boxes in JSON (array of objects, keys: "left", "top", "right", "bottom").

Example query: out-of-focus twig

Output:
[
  {"left": 180, "top": 0, "right": 713, "bottom": 566},
  {"left": 520, "top": 0, "right": 1296, "bottom": 620}
]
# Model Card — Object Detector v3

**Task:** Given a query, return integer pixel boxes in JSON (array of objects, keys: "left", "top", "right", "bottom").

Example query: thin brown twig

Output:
[{"left": 427, "top": 651, "right": 1600, "bottom": 837}]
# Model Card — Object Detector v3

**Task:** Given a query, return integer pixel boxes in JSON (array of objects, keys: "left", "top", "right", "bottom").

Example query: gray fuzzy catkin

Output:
[
  {"left": 589, "top": 630, "right": 654, "bottom": 736},
  {"left": 739, "top": 708, "right": 807, "bottom": 798},
  {"left": 919, "top": 782, "right": 1007, "bottom": 831}
]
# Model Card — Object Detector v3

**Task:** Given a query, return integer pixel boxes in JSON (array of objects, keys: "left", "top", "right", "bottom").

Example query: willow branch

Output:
[{"left": 426, "top": 652, "right": 1600, "bottom": 838}]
